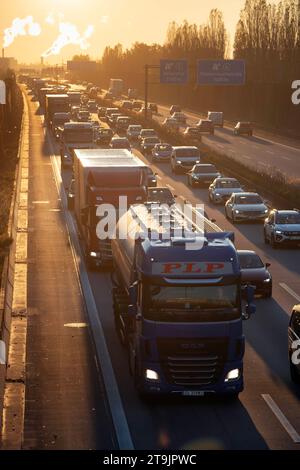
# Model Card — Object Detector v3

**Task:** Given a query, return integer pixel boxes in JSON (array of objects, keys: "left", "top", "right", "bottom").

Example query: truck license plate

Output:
[{"left": 182, "top": 391, "right": 205, "bottom": 397}]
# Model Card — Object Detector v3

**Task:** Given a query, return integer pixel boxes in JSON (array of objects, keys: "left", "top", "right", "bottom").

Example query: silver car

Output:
[
  {"left": 264, "top": 209, "right": 300, "bottom": 248},
  {"left": 209, "top": 177, "right": 243, "bottom": 204},
  {"left": 225, "top": 192, "right": 269, "bottom": 223}
]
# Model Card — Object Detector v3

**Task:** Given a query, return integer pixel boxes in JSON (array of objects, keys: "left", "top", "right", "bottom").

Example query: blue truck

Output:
[{"left": 111, "top": 205, "right": 255, "bottom": 398}]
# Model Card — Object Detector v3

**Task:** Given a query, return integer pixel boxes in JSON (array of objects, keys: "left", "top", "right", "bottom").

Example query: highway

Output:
[
  {"left": 154, "top": 104, "right": 300, "bottom": 180},
  {"left": 21, "top": 87, "right": 300, "bottom": 450}
]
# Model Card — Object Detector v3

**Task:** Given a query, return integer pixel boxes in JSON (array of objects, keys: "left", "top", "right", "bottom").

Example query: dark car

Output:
[
  {"left": 96, "top": 128, "right": 114, "bottom": 146},
  {"left": 197, "top": 119, "right": 214, "bottom": 135},
  {"left": 187, "top": 164, "right": 221, "bottom": 187},
  {"left": 183, "top": 127, "right": 201, "bottom": 142},
  {"left": 238, "top": 250, "right": 272, "bottom": 298},
  {"left": 234, "top": 121, "right": 253, "bottom": 136},
  {"left": 141, "top": 136, "right": 161, "bottom": 154},
  {"left": 147, "top": 187, "right": 176, "bottom": 205},
  {"left": 288, "top": 305, "right": 300, "bottom": 383},
  {"left": 146, "top": 167, "right": 158, "bottom": 187},
  {"left": 98, "top": 107, "right": 107, "bottom": 119},
  {"left": 110, "top": 137, "right": 131, "bottom": 150}
]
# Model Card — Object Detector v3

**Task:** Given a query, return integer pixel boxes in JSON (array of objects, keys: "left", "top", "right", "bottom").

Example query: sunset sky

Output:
[{"left": 0, "top": 0, "right": 280, "bottom": 64}]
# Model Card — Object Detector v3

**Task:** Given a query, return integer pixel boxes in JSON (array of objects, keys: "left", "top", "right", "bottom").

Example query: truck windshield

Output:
[
  {"left": 64, "top": 130, "right": 93, "bottom": 143},
  {"left": 145, "top": 284, "right": 239, "bottom": 322}
]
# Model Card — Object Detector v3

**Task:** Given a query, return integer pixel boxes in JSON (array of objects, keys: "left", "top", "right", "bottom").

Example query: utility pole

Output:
[{"left": 144, "top": 64, "right": 149, "bottom": 120}]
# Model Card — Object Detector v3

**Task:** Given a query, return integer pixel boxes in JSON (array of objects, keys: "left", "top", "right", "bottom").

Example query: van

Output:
[{"left": 208, "top": 111, "right": 224, "bottom": 127}]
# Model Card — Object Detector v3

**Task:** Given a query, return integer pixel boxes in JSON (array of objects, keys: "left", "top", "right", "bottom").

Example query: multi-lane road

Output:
[
  {"left": 154, "top": 104, "right": 300, "bottom": 180},
  {"left": 19, "top": 88, "right": 300, "bottom": 450}
]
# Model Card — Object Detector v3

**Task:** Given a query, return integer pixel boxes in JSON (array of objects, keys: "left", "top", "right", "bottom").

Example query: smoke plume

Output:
[
  {"left": 42, "top": 22, "right": 94, "bottom": 57},
  {"left": 3, "top": 16, "right": 41, "bottom": 48}
]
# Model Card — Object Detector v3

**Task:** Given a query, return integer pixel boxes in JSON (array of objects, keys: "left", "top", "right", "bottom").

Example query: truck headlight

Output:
[
  {"left": 145, "top": 369, "right": 159, "bottom": 381},
  {"left": 196, "top": 160, "right": 200, "bottom": 164},
  {"left": 90, "top": 252, "right": 98, "bottom": 258},
  {"left": 225, "top": 368, "right": 240, "bottom": 382}
]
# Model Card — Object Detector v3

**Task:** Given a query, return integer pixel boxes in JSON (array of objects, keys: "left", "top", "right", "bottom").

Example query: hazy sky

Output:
[{"left": 0, "top": 0, "right": 279, "bottom": 64}]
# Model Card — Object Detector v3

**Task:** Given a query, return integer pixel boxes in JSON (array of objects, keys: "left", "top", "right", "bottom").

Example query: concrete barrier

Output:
[{"left": 0, "top": 91, "right": 28, "bottom": 436}]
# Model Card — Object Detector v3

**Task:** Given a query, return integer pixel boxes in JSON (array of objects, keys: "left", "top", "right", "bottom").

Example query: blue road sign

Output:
[
  {"left": 160, "top": 59, "right": 188, "bottom": 84},
  {"left": 197, "top": 60, "right": 245, "bottom": 85}
]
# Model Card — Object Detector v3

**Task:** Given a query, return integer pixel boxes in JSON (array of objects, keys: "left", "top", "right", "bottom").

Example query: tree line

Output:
[{"left": 72, "top": 0, "right": 300, "bottom": 133}]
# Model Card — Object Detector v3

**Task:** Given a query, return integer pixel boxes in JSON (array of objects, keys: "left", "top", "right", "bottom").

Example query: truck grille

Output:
[
  {"left": 283, "top": 231, "right": 300, "bottom": 236},
  {"left": 157, "top": 338, "right": 228, "bottom": 387},
  {"left": 241, "top": 210, "right": 263, "bottom": 216}
]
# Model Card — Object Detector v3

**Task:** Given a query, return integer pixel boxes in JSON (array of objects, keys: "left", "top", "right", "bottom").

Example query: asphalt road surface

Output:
[{"left": 23, "top": 89, "right": 300, "bottom": 450}]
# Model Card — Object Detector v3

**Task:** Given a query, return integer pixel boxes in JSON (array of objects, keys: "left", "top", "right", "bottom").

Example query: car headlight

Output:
[
  {"left": 263, "top": 278, "right": 271, "bottom": 283},
  {"left": 264, "top": 209, "right": 268, "bottom": 213},
  {"left": 235, "top": 209, "right": 240, "bottom": 214},
  {"left": 90, "top": 252, "right": 98, "bottom": 258},
  {"left": 145, "top": 369, "right": 159, "bottom": 381},
  {"left": 177, "top": 160, "right": 182, "bottom": 164},
  {"left": 225, "top": 368, "right": 240, "bottom": 382},
  {"left": 215, "top": 193, "right": 221, "bottom": 197},
  {"left": 275, "top": 230, "right": 282, "bottom": 234},
  {"left": 196, "top": 160, "right": 200, "bottom": 164}
]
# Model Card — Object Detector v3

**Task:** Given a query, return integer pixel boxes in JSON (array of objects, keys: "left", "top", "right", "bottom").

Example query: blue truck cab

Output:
[{"left": 112, "top": 208, "right": 255, "bottom": 397}]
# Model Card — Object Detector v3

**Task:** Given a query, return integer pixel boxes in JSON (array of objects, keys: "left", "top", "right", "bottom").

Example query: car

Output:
[
  {"left": 183, "top": 127, "right": 201, "bottom": 142},
  {"left": 127, "top": 124, "right": 142, "bottom": 141},
  {"left": 234, "top": 121, "right": 253, "bottom": 136},
  {"left": 238, "top": 250, "right": 272, "bottom": 298},
  {"left": 141, "top": 136, "right": 161, "bottom": 154},
  {"left": 264, "top": 209, "right": 300, "bottom": 248},
  {"left": 138, "top": 128, "right": 158, "bottom": 143},
  {"left": 147, "top": 187, "right": 176, "bottom": 206},
  {"left": 209, "top": 177, "right": 243, "bottom": 204},
  {"left": 121, "top": 100, "right": 133, "bottom": 110},
  {"left": 171, "top": 112, "right": 187, "bottom": 125},
  {"left": 128, "top": 88, "right": 138, "bottom": 99},
  {"left": 225, "top": 192, "right": 269, "bottom": 223},
  {"left": 171, "top": 146, "right": 201, "bottom": 173},
  {"left": 170, "top": 104, "right": 181, "bottom": 115},
  {"left": 87, "top": 100, "right": 98, "bottom": 112},
  {"left": 138, "top": 107, "right": 153, "bottom": 119},
  {"left": 67, "top": 179, "right": 75, "bottom": 210},
  {"left": 77, "top": 110, "right": 90, "bottom": 122},
  {"left": 109, "top": 112, "right": 122, "bottom": 126},
  {"left": 197, "top": 119, "right": 214, "bottom": 135},
  {"left": 52, "top": 112, "right": 70, "bottom": 139},
  {"left": 187, "top": 164, "right": 221, "bottom": 187},
  {"left": 132, "top": 100, "right": 143, "bottom": 110},
  {"left": 148, "top": 103, "right": 158, "bottom": 113},
  {"left": 146, "top": 167, "right": 158, "bottom": 187},
  {"left": 116, "top": 116, "right": 131, "bottom": 132},
  {"left": 105, "top": 107, "right": 119, "bottom": 118},
  {"left": 288, "top": 305, "right": 300, "bottom": 383},
  {"left": 207, "top": 111, "right": 223, "bottom": 127},
  {"left": 96, "top": 127, "right": 114, "bottom": 146},
  {"left": 97, "top": 107, "right": 107, "bottom": 119},
  {"left": 162, "top": 117, "right": 180, "bottom": 131},
  {"left": 91, "top": 120, "right": 101, "bottom": 129},
  {"left": 110, "top": 136, "right": 131, "bottom": 150},
  {"left": 152, "top": 143, "right": 173, "bottom": 162}
]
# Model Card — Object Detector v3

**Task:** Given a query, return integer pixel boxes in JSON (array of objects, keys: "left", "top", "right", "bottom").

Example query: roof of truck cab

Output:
[
  {"left": 74, "top": 149, "right": 147, "bottom": 167},
  {"left": 46, "top": 94, "right": 69, "bottom": 98}
]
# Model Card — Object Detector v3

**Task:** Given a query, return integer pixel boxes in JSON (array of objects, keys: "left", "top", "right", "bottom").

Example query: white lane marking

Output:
[
  {"left": 258, "top": 161, "right": 268, "bottom": 166},
  {"left": 242, "top": 154, "right": 251, "bottom": 160},
  {"left": 281, "top": 156, "right": 291, "bottom": 161},
  {"left": 266, "top": 150, "right": 275, "bottom": 155},
  {"left": 262, "top": 394, "right": 300, "bottom": 443},
  {"left": 47, "top": 132, "right": 134, "bottom": 450},
  {"left": 279, "top": 283, "right": 300, "bottom": 303},
  {"left": 166, "top": 183, "right": 175, "bottom": 191}
]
